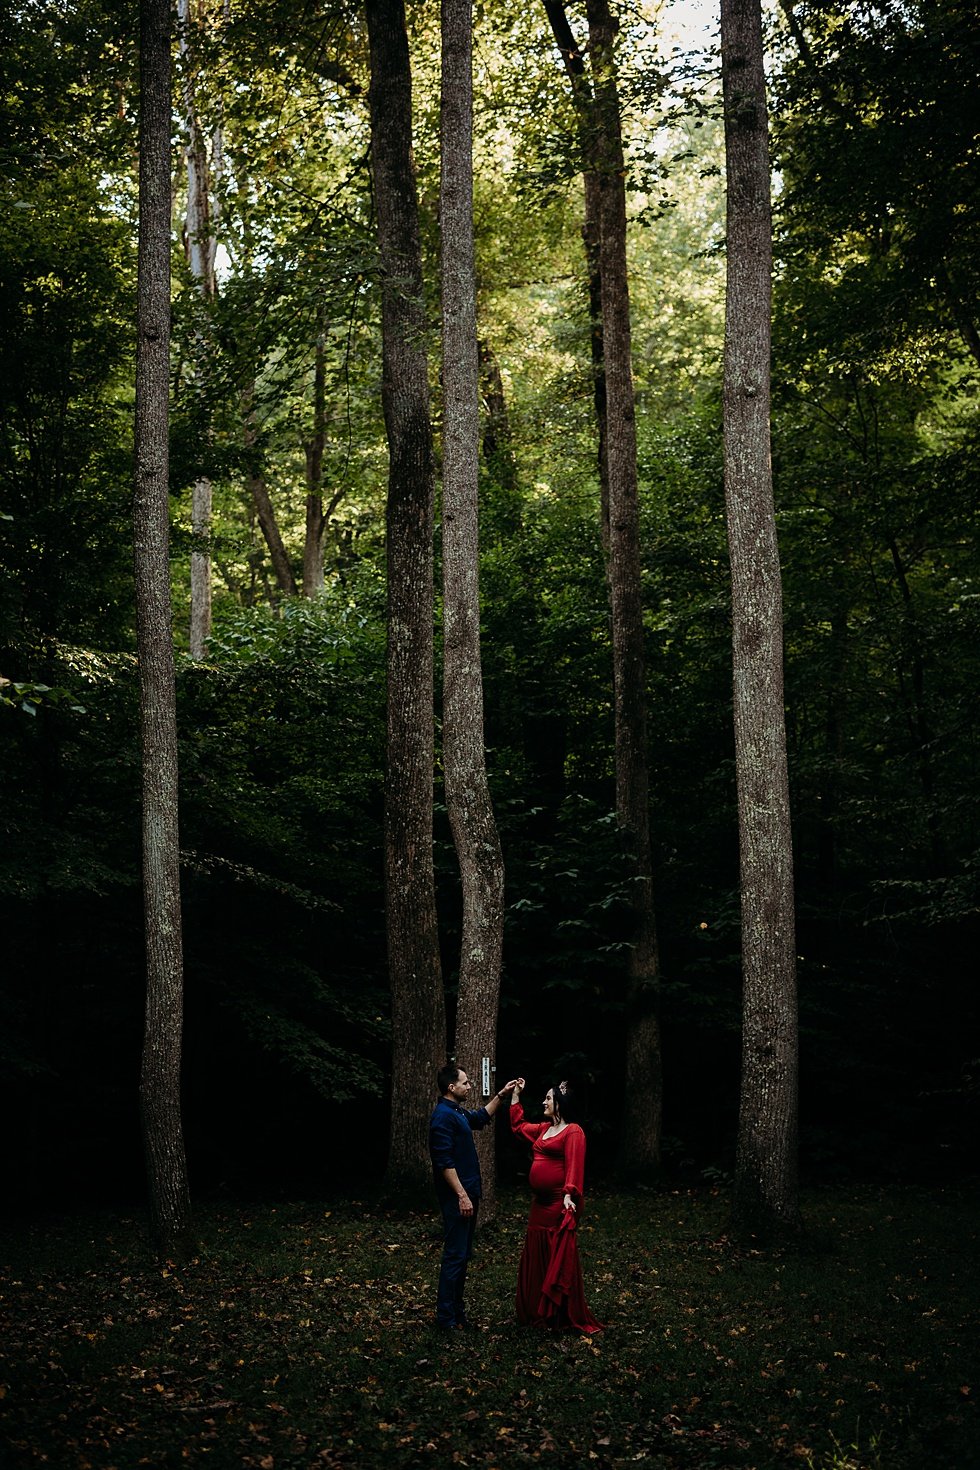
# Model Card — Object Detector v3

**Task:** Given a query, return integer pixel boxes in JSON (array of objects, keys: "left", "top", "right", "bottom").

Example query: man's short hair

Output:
[{"left": 437, "top": 1063, "right": 461, "bottom": 1095}]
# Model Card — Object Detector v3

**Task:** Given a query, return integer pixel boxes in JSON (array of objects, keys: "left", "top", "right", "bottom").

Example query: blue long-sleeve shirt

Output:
[{"left": 428, "top": 1096, "right": 491, "bottom": 1199}]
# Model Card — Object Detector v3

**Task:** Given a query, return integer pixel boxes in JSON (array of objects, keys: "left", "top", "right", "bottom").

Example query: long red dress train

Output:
[{"left": 510, "top": 1101, "right": 603, "bottom": 1334}]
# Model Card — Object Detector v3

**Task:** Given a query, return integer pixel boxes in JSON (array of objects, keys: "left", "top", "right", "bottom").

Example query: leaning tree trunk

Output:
[
  {"left": 241, "top": 385, "right": 298, "bottom": 598},
  {"left": 721, "top": 0, "right": 800, "bottom": 1238},
  {"left": 366, "top": 0, "right": 447, "bottom": 1198},
  {"left": 178, "top": 0, "right": 219, "bottom": 658},
  {"left": 442, "top": 0, "right": 506, "bottom": 1221},
  {"left": 585, "top": 0, "right": 663, "bottom": 1178},
  {"left": 135, "top": 0, "right": 192, "bottom": 1260}
]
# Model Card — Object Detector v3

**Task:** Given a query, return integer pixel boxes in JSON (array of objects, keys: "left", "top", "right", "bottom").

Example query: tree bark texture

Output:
[
  {"left": 179, "top": 0, "right": 218, "bottom": 658},
  {"left": 135, "top": 0, "right": 192, "bottom": 1260},
  {"left": 366, "top": 0, "right": 447, "bottom": 1197},
  {"left": 721, "top": 0, "right": 800, "bottom": 1237},
  {"left": 441, "top": 0, "right": 506, "bottom": 1221},
  {"left": 542, "top": 4, "right": 609, "bottom": 536},
  {"left": 585, "top": 0, "right": 662, "bottom": 1177}
]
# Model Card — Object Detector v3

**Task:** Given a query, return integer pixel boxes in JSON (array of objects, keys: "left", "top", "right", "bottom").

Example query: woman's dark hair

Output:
[
  {"left": 437, "top": 1063, "right": 462, "bottom": 1095},
  {"left": 548, "top": 1078, "right": 579, "bottom": 1124}
]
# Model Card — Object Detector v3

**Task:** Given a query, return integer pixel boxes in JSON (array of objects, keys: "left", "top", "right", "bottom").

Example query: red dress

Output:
[{"left": 509, "top": 1101, "right": 603, "bottom": 1334}]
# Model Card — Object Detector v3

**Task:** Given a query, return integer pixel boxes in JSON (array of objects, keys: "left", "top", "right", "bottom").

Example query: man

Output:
[{"left": 428, "top": 1063, "right": 519, "bottom": 1330}]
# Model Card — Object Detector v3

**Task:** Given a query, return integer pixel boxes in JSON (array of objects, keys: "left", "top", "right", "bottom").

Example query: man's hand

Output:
[
  {"left": 458, "top": 1192, "right": 474, "bottom": 1218},
  {"left": 499, "top": 1078, "right": 522, "bottom": 1095}
]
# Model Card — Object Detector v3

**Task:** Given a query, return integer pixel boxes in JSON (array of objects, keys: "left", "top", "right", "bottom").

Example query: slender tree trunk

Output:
[
  {"left": 248, "top": 469, "right": 298, "bottom": 598},
  {"left": 476, "top": 340, "right": 566, "bottom": 832},
  {"left": 542, "top": 4, "right": 609, "bottom": 536},
  {"left": 303, "top": 327, "right": 328, "bottom": 597},
  {"left": 544, "top": 0, "right": 661, "bottom": 1168},
  {"left": 189, "top": 483, "right": 212, "bottom": 654},
  {"left": 478, "top": 337, "right": 517, "bottom": 497},
  {"left": 721, "top": 0, "right": 800, "bottom": 1238},
  {"left": 135, "top": 0, "right": 192, "bottom": 1261},
  {"left": 179, "top": 0, "right": 218, "bottom": 658},
  {"left": 442, "top": 0, "right": 506, "bottom": 1221},
  {"left": 585, "top": 0, "right": 662, "bottom": 1178},
  {"left": 366, "top": 0, "right": 447, "bottom": 1197},
  {"left": 584, "top": 171, "right": 610, "bottom": 551},
  {"left": 241, "top": 387, "right": 298, "bottom": 597}
]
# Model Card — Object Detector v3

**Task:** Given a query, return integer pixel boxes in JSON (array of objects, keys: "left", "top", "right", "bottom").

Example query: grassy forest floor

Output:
[{"left": 1, "top": 1182, "right": 977, "bottom": 1470}]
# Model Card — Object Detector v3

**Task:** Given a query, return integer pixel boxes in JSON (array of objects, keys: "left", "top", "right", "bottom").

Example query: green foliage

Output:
[
  {"left": 0, "top": 169, "right": 136, "bottom": 657},
  {"left": 0, "top": 0, "right": 137, "bottom": 177},
  {"left": 0, "top": 679, "right": 87, "bottom": 716},
  {"left": 0, "top": 592, "right": 394, "bottom": 1202},
  {"left": 772, "top": 0, "right": 980, "bottom": 367},
  {"left": 177, "top": 590, "right": 391, "bottom": 1143}
]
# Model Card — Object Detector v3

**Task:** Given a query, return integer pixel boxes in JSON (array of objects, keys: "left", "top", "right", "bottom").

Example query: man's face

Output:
[{"left": 448, "top": 1071, "right": 471, "bottom": 1104}]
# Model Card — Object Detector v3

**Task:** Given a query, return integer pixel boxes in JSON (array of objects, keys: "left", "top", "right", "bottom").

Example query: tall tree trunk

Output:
[
  {"left": 442, "top": 0, "right": 506, "bottom": 1222},
  {"left": 544, "top": 0, "right": 660, "bottom": 1168},
  {"left": 179, "top": 0, "right": 218, "bottom": 658},
  {"left": 585, "top": 0, "right": 662, "bottom": 1178},
  {"left": 721, "top": 0, "right": 800, "bottom": 1238},
  {"left": 584, "top": 171, "right": 610, "bottom": 552},
  {"left": 366, "top": 0, "right": 447, "bottom": 1197},
  {"left": 303, "top": 327, "right": 328, "bottom": 597},
  {"left": 542, "top": 4, "right": 609, "bottom": 537},
  {"left": 135, "top": 0, "right": 192, "bottom": 1260}
]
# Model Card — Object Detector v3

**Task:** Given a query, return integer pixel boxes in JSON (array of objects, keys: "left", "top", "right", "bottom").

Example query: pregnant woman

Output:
[{"left": 509, "top": 1077, "right": 603, "bottom": 1334}]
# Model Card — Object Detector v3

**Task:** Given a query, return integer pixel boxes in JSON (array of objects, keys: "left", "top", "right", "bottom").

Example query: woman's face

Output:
[{"left": 543, "top": 1088, "right": 557, "bottom": 1119}]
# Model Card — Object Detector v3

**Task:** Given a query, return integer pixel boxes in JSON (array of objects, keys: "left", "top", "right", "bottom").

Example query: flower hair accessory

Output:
[{"left": 559, "top": 1080, "right": 568, "bottom": 1095}]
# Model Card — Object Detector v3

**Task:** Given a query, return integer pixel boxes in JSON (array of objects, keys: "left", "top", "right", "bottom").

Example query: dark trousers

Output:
[{"left": 436, "top": 1194, "right": 479, "bottom": 1326}]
